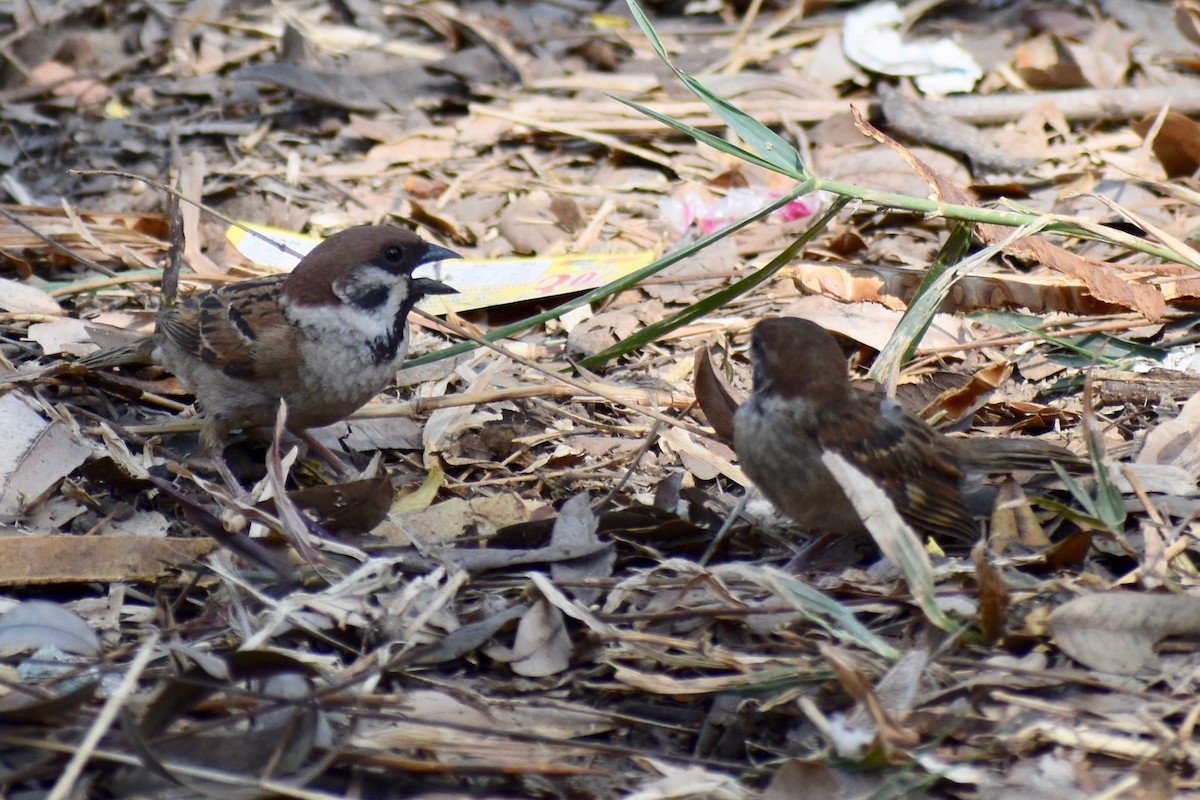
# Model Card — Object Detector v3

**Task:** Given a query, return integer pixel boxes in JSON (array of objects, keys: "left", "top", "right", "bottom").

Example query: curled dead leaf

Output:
[
  {"left": 1048, "top": 591, "right": 1200, "bottom": 674},
  {"left": 693, "top": 346, "right": 739, "bottom": 442}
]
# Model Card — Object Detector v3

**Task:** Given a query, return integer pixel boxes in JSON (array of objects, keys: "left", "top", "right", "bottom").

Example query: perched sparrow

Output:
[
  {"left": 81, "top": 225, "right": 459, "bottom": 452},
  {"left": 733, "top": 317, "right": 1082, "bottom": 542}
]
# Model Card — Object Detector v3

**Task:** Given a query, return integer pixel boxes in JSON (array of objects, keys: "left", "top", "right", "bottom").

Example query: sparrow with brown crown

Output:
[
  {"left": 81, "top": 225, "right": 459, "bottom": 454},
  {"left": 732, "top": 316, "right": 1083, "bottom": 543}
]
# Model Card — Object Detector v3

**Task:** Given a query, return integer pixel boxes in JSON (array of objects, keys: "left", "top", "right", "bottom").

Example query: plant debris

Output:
[{"left": 2, "top": 1, "right": 1200, "bottom": 797}]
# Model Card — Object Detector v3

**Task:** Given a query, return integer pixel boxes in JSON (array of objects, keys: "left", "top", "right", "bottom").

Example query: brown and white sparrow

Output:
[
  {"left": 81, "top": 225, "right": 459, "bottom": 452},
  {"left": 733, "top": 316, "right": 1083, "bottom": 542}
]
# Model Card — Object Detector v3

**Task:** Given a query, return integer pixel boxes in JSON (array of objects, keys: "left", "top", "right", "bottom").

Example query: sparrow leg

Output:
[
  {"left": 199, "top": 415, "right": 247, "bottom": 495},
  {"left": 296, "top": 430, "right": 355, "bottom": 482},
  {"left": 200, "top": 413, "right": 232, "bottom": 455},
  {"left": 784, "top": 530, "right": 879, "bottom": 570}
]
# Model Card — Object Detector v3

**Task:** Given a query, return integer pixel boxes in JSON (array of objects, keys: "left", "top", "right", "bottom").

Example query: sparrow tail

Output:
[
  {"left": 76, "top": 337, "right": 157, "bottom": 370},
  {"left": 955, "top": 436, "right": 1090, "bottom": 475}
]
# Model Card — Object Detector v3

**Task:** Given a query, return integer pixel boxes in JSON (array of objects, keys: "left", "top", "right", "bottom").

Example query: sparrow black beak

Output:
[
  {"left": 414, "top": 244, "right": 462, "bottom": 296},
  {"left": 414, "top": 277, "right": 458, "bottom": 296},
  {"left": 420, "top": 244, "right": 461, "bottom": 265}
]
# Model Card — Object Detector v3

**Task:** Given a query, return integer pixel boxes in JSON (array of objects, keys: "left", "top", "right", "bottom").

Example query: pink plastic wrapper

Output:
[{"left": 660, "top": 188, "right": 825, "bottom": 235}]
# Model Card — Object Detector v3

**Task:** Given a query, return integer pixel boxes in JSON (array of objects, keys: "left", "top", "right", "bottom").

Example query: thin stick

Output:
[
  {"left": 416, "top": 308, "right": 715, "bottom": 441},
  {"left": 0, "top": 205, "right": 118, "bottom": 277},
  {"left": 46, "top": 632, "right": 160, "bottom": 800},
  {"left": 67, "top": 169, "right": 306, "bottom": 261}
]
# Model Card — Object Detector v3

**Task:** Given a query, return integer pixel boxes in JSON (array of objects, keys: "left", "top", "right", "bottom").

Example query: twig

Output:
[
  {"left": 417, "top": 308, "right": 715, "bottom": 440},
  {"left": 67, "top": 169, "right": 306, "bottom": 261},
  {"left": 46, "top": 633, "right": 160, "bottom": 800}
]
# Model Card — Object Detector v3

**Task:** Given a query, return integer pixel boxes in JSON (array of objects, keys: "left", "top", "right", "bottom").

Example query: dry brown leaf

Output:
[
  {"left": 0, "top": 393, "right": 92, "bottom": 517},
  {"left": 0, "top": 277, "right": 63, "bottom": 315},
  {"left": 498, "top": 191, "right": 571, "bottom": 254},
  {"left": 693, "top": 346, "right": 738, "bottom": 443},
  {"left": 778, "top": 295, "right": 968, "bottom": 352},
  {"left": 505, "top": 597, "right": 572, "bottom": 677},
  {"left": 820, "top": 643, "right": 920, "bottom": 753},
  {"left": 1137, "top": 391, "right": 1200, "bottom": 479},
  {"left": 972, "top": 542, "right": 1010, "bottom": 645},
  {"left": 1133, "top": 111, "right": 1200, "bottom": 179},
  {"left": 283, "top": 472, "right": 394, "bottom": 535},
  {"left": 660, "top": 427, "right": 744, "bottom": 484},
  {"left": 1048, "top": 591, "right": 1200, "bottom": 674},
  {"left": 566, "top": 305, "right": 652, "bottom": 359},
  {"left": 378, "top": 494, "right": 535, "bottom": 545},
  {"left": 1013, "top": 34, "right": 1088, "bottom": 89},
  {"left": 24, "top": 318, "right": 95, "bottom": 357},
  {"left": 920, "top": 361, "right": 1012, "bottom": 426},
  {"left": 1177, "top": 0, "right": 1200, "bottom": 44},
  {"left": 988, "top": 477, "right": 1050, "bottom": 552},
  {"left": 549, "top": 493, "right": 613, "bottom": 605},
  {"left": 854, "top": 109, "right": 1166, "bottom": 320},
  {"left": 0, "top": 600, "right": 100, "bottom": 656},
  {"left": 784, "top": 262, "right": 1132, "bottom": 317},
  {"left": 1067, "top": 20, "right": 1135, "bottom": 89}
]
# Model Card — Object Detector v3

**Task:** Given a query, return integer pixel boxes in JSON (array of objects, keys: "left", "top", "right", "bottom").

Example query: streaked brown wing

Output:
[
  {"left": 823, "top": 399, "right": 977, "bottom": 542},
  {"left": 156, "top": 276, "right": 290, "bottom": 382}
]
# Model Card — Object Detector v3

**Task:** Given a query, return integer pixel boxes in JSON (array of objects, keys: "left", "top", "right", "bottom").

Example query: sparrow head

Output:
[
  {"left": 283, "top": 226, "right": 460, "bottom": 311},
  {"left": 750, "top": 317, "right": 851, "bottom": 403}
]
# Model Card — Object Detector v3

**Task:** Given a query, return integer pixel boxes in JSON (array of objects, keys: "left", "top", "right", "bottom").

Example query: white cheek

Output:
[{"left": 291, "top": 301, "right": 397, "bottom": 342}]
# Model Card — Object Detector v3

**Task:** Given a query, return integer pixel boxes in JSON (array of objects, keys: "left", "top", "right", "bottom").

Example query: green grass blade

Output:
[
  {"left": 869, "top": 222, "right": 973, "bottom": 383},
  {"left": 612, "top": 96, "right": 783, "bottom": 173},
  {"left": 1052, "top": 462, "right": 1100, "bottom": 520},
  {"left": 869, "top": 217, "right": 1052, "bottom": 387},
  {"left": 759, "top": 567, "right": 902, "bottom": 661},
  {"left": 1082, "top": 399, "right": 1126, "bottom": 534},
  {"left": 822, "top": 451, "right": 956, "bottom": 633},
  {"left": 579, "top": 191, "right": 840, "bottom": 368},
  {"left": 625, "top": 0, "right": 807, "bottom": 178},
  {"left": 1030, "top": 494, "right": 1105, "bottom": 529},
  {"left": 672, "top": 70, "right": 808, "bottom": 177}
]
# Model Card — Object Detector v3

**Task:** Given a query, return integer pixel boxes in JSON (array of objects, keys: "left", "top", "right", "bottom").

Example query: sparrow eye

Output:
[{"left": 382, "top": 244, "right": 405, "bottom": 263}]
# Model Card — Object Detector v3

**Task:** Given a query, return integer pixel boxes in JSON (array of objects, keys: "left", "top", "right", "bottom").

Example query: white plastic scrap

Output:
[{"left": 842, "top": 2, "right": 982, "bottom": 95}]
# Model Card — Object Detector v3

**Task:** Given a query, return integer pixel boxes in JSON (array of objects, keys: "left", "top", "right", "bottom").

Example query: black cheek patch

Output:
[
  {"left": 367, "top": 317, "right": 409, "bottom": 366},
  {"left": 350, "top": 285, "right": 390, "bottom": 310},
  {"left": 334, "top": 269, "right": 394, "bottom": 310}
]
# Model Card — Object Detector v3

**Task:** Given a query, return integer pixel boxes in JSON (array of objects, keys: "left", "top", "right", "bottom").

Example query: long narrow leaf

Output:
[
  {"left": 868, "top": 222, "right": 972, "bottom": 390},
  {"left": 869, "top": 217, "right": 1052, "bottom": 387},
  {"left": 757, "top": 567, "right": 901, "bottom": 661},
  {"left": 580, "top": 190, "right": 838, "bottom": 368},
  {"left": 674, "top": 69, "right": 808, "bottom": 178},
  {"left": 822, "top": 451, "right": 956, "bottom": 633},
  {"left": 1052, "top": 462, "right": 1100, "bottom": 520},
  {"left": 625, "top": 0, "right": 807, "bottom": 178},
  {"left": 1083, "top": 375, "right": 1126, "bottom": 533},
  {"left": 612, "top": 96, "right": 782, "bottom": 173}
]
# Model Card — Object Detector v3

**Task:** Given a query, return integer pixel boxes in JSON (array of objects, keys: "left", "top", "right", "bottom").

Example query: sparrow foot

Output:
[{"left": 297, "top": 430, "right": 356, "bottom": 482}]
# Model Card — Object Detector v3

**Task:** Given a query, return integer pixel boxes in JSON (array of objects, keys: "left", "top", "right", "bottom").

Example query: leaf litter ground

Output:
[{"left": 1, "top": 1, "right": 1200, "bottom": 797}]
